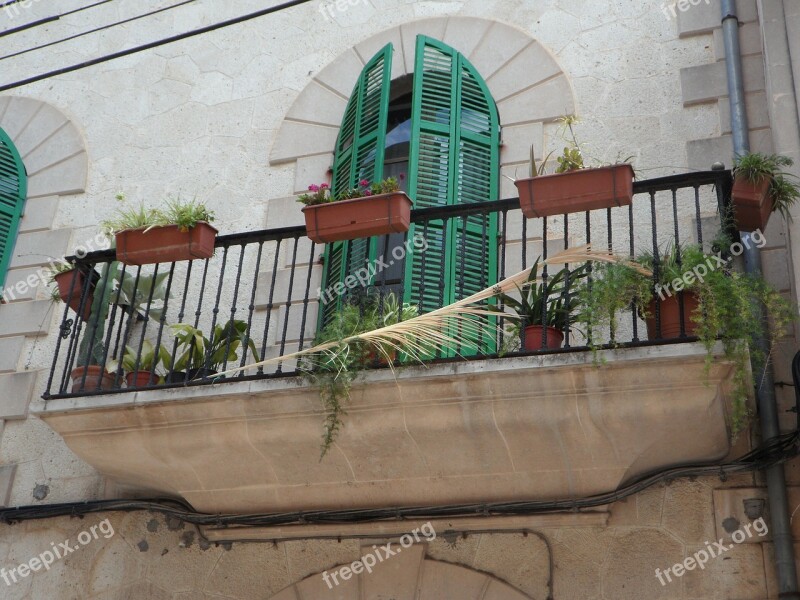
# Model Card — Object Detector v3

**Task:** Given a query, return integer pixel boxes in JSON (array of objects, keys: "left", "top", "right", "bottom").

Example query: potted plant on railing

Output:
[
  {"left": 513, "top": 116, "right": 634, "bottom": 218},
  {"left": 298, "top": 176, "right": 412, "bottom": 244},
  {"left": 301, "top": 291, "right": 420, "bottom": 455},
  {"left": 493, "top": 259, "right": 590, "bottom": 350},
  {"left": 732, "top": 152, "right": 800, "bottom": 231},
  {"left": 49, "top": 262, "right": 99, "bottom": 321},
  {"left": 575, "top": 238, "right": 796, "bottom": 432},
  {"left": 102, "top": 194, "right": 217, "bottom": 266},
  {"left": 106, "top": 340, "right": 171, "bottom": 388},
  {"left": 69, "top": 262, "right": 122, "bottom": 393},
  {"left": 167, "top": 319, "right": 260, "bottom": 382}
]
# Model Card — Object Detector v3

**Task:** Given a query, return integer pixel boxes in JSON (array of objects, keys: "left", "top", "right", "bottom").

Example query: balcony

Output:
[{"left": 36, "top": 170, "right": 746, "bottom": 514}]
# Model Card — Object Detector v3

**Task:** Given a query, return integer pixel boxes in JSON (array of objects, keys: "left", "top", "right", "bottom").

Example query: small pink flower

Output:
[
  {"left": 399, "top": 173, "right": 406, "bottom": 180},
  {"left": 320, "top": 183, "right": 329, "bottom": 189},
  {"left": 308, "top": 184, "right": 320, "bottom": 192},
  {"left": 364, "top": 190, "right": 373, "bottom": 196},
  {"left": 359, "top": 179, "right": 370, "bottom": 187}
]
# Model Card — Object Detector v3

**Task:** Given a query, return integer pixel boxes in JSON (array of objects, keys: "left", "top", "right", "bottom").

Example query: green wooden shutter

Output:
[
  {"left": 405, "top": 36, "right": 500, "bottom": 353},
  {"left": 0, "top": 127, "right": 26, "bottom": 293},
  {"left": 320, "top": 44, "right": 393, "bottom": 326}
]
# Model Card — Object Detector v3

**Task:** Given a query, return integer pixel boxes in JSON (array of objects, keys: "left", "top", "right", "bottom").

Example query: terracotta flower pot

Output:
[
  {"left": 731, "top": 175, "right": 773, "bottom": 232},
  {"left": 516, "top": 164, "right": 634, "bottom": 219},
  {"left": 302, "top": 192, "right": 412, "bottom": 244},
  {"left": 70, "top": 365, "right": 116, "bottom": 393},
  {"left": 115, "top": 222, "right": 218, "bottom": 266},
  {"left": 646, "top": 292, "right": 700, "bottom": 340},
  {"left": 522, "top": 325, "right": 564, "bottom": 351},
  {"left": 54, "top": 270, "right": 94, "bottom": 321},
  {"left": 125, "top": 371, "right": 158, "bottom": 388}
]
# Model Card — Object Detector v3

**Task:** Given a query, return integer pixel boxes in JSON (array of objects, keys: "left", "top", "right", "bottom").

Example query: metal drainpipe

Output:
[{"left": 721, "top": 1, "right": 800, "bottom": 596}]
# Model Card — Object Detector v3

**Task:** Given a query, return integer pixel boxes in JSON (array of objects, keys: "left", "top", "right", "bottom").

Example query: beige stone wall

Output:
[{"left": 0, "top": 0, "right": 798, "bottom": 598}]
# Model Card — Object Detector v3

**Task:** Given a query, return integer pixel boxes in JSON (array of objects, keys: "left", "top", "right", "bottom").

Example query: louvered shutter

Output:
[
  {"left": 0, "top": 128, "right": 26, "bottom": 292},
  {"left": 405, "top": 36, "right": 500, "bottom": 353},
  {"left": 320, "top": 45, "right": 393, "bottom": 326}
]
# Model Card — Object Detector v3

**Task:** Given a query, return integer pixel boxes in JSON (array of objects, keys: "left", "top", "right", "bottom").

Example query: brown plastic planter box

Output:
[
  {"left": 302, "top": 192, "right": 412, "bottom": 244},
  {"left": 732, "top": 176, "right": 773, "bottom": 232},
  {"left": 516, "top": 164, "right": 634, "bottom": 219},
  {"left": 54, "top": 270, "right": 94, "bottom": 321},
  {"left": 115, "top": 222, "right": 218, "bottom": 266},
  {"left": 70, "top": 365, "right": 115, "bottom": 393}
]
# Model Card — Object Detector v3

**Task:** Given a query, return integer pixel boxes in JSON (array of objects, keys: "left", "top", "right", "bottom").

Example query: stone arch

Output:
[
  {"left": 269, "top": 16, "right": 575, "bottom": 193},
  {"left": 269, "top": 556, "right": 534, "bottom": 600},
  {"left": 0, "top": 96, "right": 88, "bottom": 432},
  {"left": 0, "top": 96, "right": 88, "bottom": 198}
]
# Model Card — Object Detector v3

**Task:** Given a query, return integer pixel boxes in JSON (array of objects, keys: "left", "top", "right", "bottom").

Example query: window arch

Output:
[
  {"left": 0, "top": 127, "right": 27, "bottom": 292},
  {"left": 321, "top": 36, "right": 500, "bottom": 331}
]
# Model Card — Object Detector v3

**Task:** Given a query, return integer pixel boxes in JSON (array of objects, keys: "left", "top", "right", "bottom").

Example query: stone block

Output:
[
  {"left": 18, "top": 196, "right": 59, "bottom": 233},
  {"left": 680, "top": 55, "right": 764, "bottom": 106},
  {"left": 677, "top": 0, "right": 759, "bottom": 37},
  {"left": 0, "top": 301, "right": 53, "bottom": 337},
  {"left": 500, "top": 122, "right": 544, "bottom": 167},
  {"left": 274, "top": 302, "right": 319, "bottom": 344},
  {"left": 486, "top": 41, "right": 562, "bottom": 101},
  {"left": 294, "top": 154, "right": 333, "bottom": 194},
  {"left": 760, "top": 248, "right": 792, "bottom": 292},
  {"left": 713, "top": 20, "right": 763, "bottom": 59},
  {"left": 270, "top": 121, "right": 338, "bottom": 166},
  {"left": 498, "top": 75, "right": 574, "bottom": 126},
  {"left": 312, "top": 49, "right": 363, "bottom": 99},
  {"left": 2, "top": 268, "right": 44, "bottom": 302},
  {"left": 255, "top": 265, "right": 323, "bottom": 308},
  {"left": 0, "top": 371, "right": 38, "bottom": 420},
  {"left": 266, "top": 196, "right": 306, "bottom": 230},
  {"left": 0, "top": 337, "right": 24, "bottom": 373},
  {"left": 686, "top": 129, "right": 774, "bottom": 169},
  {"left": 286, "top": 81, "right": 348, "bottom": 128},
  {"left": 713, "top": 488, "right": 772, "bottom": 543},
  {"left": 26, "top": 152, "right": 88, "bottom": 198},
  {"left": 8, "top": 229, "right": 72, "bottom": 270},
  {"left": 719, "top": 91, "right": 771, "bottom": 134}
]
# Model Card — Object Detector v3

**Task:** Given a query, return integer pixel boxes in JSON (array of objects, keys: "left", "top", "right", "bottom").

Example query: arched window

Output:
[
  {"left": 0, "top": 127, "right": 26, "bottom": 292},
  {"left": 321, "top": 36, "right": 500, "bottom": 329}
]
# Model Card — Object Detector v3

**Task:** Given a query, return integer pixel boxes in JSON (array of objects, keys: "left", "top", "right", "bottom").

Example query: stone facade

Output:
[{"left": 0, "top": 1, "right": 798, "bottom": 598}]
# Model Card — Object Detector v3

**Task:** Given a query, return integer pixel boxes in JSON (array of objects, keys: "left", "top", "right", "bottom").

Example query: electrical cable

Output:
[
  {"left": 1, "top": 428, "right": 797, "bottom": 528},
  {"left": 0, "top": 0, "right": 115, "bottom": 38},
  {"left": 0, "top": 0, "right": 197, "bottom": 61},
  {"left": 0, "top": 0, "right": 316, "bottom": 92}
]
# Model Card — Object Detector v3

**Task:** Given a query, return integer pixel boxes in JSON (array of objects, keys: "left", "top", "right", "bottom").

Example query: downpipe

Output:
[{"left": 721, "top": 0, "right": 800, "bottom": 596}]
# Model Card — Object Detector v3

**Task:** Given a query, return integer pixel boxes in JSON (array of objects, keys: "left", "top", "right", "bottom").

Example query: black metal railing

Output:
[{"left": 43, "top": 169, "right": 734, "bottom": 399}]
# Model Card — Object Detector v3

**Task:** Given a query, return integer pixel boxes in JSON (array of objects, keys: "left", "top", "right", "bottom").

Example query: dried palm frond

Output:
[{"left": 217, "top": 244, "right": 642, "bottom": 378}]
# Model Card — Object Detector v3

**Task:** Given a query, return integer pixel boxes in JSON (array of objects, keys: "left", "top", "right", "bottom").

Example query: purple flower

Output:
[
  {"left": 320, "top": 183, "right": 329, "bottom": 189},
  {"left": 308, "top": 184, "right": 320, "bottom": 192},
  {"left": 359, "top": 179, "right": 370, "bottom": 187},
  {"left": 364, "top": 190, "right": 373, "bottom": 196},
  {"left": 399, "top": 173, "right": 406, "bottom": 180}
]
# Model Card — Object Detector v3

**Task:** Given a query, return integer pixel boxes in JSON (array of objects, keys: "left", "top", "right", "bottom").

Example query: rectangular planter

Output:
[
  {"left": 54, "top": 269, "right": 94, "bottom": 321},
  {"left": 731, "top": 175, "right": 773, "bottom": 232},
  {"left": 302, "top": 192, "right": 412, "bottom": 244},
  {"left": 115, "top": 222, "right": 218, "bottom": 266},
  {"left": 515, "top": 164, "right": 634, "bottom": 219}
]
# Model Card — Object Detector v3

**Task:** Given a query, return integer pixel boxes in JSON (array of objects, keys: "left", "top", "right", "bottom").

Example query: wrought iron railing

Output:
[{"left": 43, "top": 169, "right": 734, "bottom": 399}]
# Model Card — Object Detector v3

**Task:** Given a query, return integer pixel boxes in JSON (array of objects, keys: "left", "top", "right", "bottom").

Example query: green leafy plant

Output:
[
  {"left": 297, "top": 176, "right": 404, "bottom": 206},
  {"left": 576, "top": 239, "right": 797, "bottom": 434},
  {"left": 301, "top": 291, "right": 420, "bottom": 457},
  {"left": 169, "top": 319, "right": 260, "bottom": 374},
  {"left": 733, "top": 152, "right": 800, "bottom": 220},
  {"left": 76, "top": 262, "right": 122, "bottom": 368},
  {"left": 102, "top": 193, "right": 215, "bottom": 235},
  {"left": 113, "top": 271, "right": 170, "bottom": 322},
  {"left": 46, "top": 261, "right": 76, "bottom": 282},
  {"left": 494, "top": 260, "right": 589, "bottom": 352},
  {"left": 106, "top": 340, "right": 171, "bottom": 378},
  {"left": 161, "top": 197, "right": 215, "bottom": 231}
]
